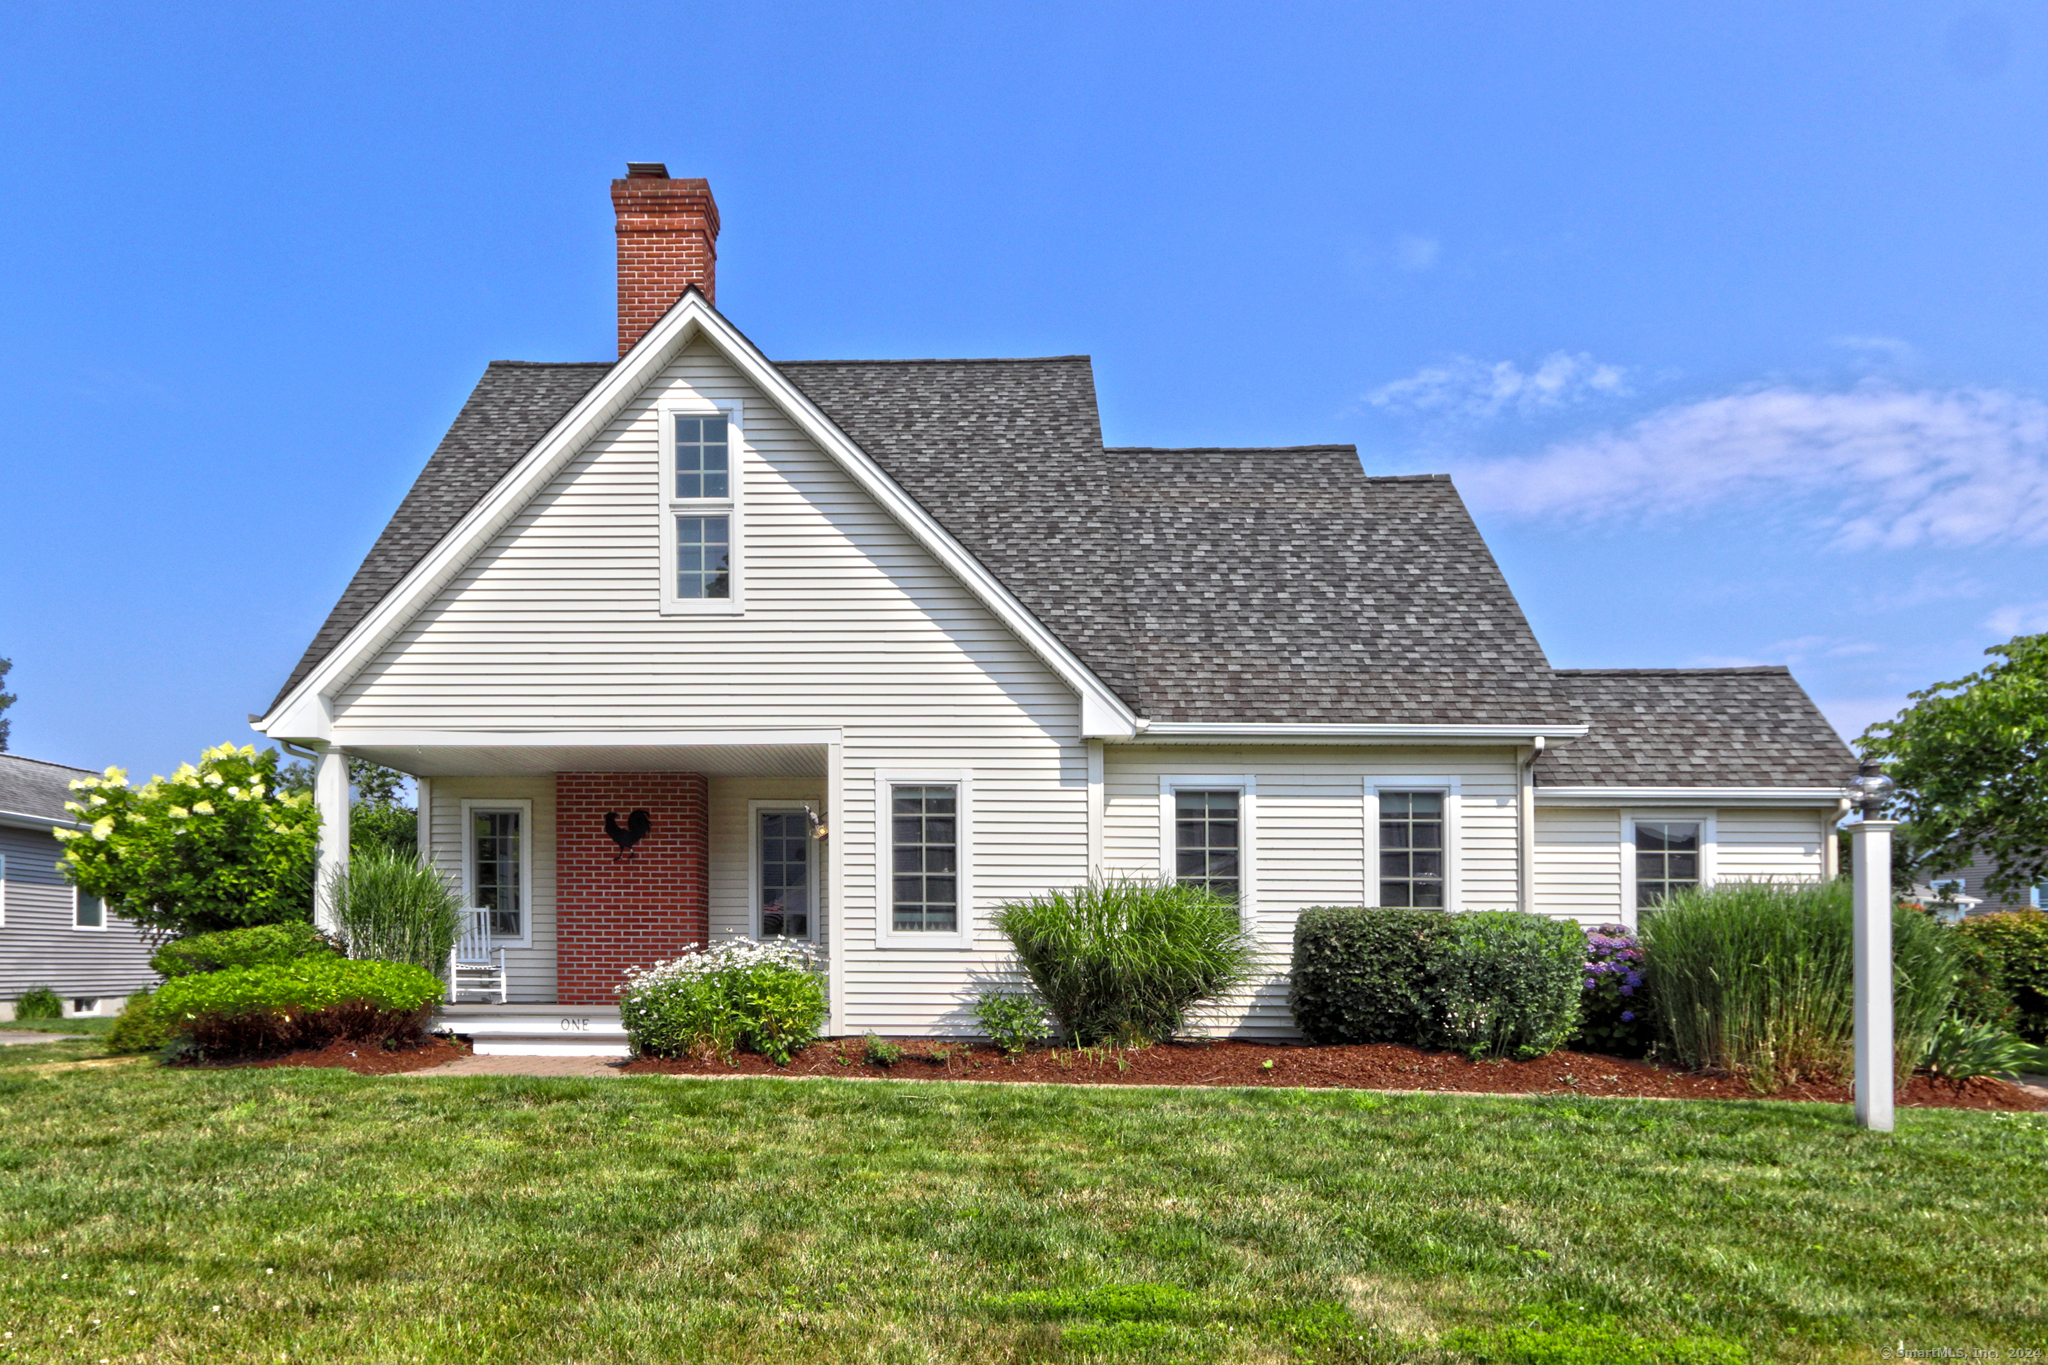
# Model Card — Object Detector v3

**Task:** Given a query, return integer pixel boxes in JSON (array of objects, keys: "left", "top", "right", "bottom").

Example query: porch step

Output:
[{"left": 435, "top": 1006, "right": 630, "bottom": 1058}]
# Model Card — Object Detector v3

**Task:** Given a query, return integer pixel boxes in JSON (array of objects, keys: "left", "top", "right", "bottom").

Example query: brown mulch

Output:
[
  {"left": 619, "top": 1038, "right": 2048, "bottom": 1111},
  {"left": 211, "top": 1035, "right": 469, "bottom": 1076}
]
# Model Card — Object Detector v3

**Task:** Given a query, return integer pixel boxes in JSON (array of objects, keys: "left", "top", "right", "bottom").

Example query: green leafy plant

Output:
[
  {"left": 152, "top": 956, "right": 444, "bottom": 1058},
  {"left": 55, "top": 743, "right": 320, "bottom": 937},
  {"left": 11, "top": 986, "right": 62, "bottom": 1021},
  {"left": 1425, "top": 911, "right": 1586, "bottom": 1059},
  {"left": 104, "top": 990, "right": 169, "bottom": 1054},
  {"left": 862, "top": 1033, "right": 904, "bottom": 1067},
  {"left": 617, "top": 942, "right": 826, "bottom": 1065},
  {"left": 151, "top": 922, "right": 339, "bottom": 979},
  {"left": 1922, "top": 1015, "right": 2048, "bottom": 1080},
  {"left": 1288, "top": 906, "right": 1443, "bottom": 1044},
  {"left": 1859, "top": 631, "right": 2048, "bottom": 903},
  {"left": 990, "top": 877, "right": 1259, "bottom": 1046},
  {"left": 1954, "top": 909, "right": 2048, "bottom": 1043},
  {"left": 971, "top": 990, "right": 1050, "bottom": 1055},
  {"left": 1644, "top": 880, "right": 1953, "bottom": 1091},
  {"left": 324, "top": 845, "right": 462, "bottom": 974},
  {"left": 1945, "top": 925, "right": 2020, "bottom": 1032}
]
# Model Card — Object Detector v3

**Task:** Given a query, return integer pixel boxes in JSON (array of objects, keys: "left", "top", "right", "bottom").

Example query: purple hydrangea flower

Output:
[{"left": 1620, "top": 1011, "right": 1635, "bottom": 1023}]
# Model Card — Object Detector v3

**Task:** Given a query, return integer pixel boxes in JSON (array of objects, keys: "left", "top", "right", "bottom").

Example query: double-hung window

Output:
[
  {"left": 1367, "top": 780, "right": 1459, "bottom": 910},
  {"left": 1161, "top": 777, "right": 1254, "bottom": 917},
  {"left": 73, "top": 887, "right": 105, "bottom": 930},
  {"left": 661, "top": 404, "right": 743, "bottom": 614},
  {"left": 1634, "top": 821, "right": 1701, "bottom": 910},
  {"left": 875, "top": 772, "right": 973, "bottom": 948}
]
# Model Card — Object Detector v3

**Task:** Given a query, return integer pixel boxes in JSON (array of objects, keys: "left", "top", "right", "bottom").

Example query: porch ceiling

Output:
[{"left": 340, "top": 741, "right": 827, "bottom": 779}]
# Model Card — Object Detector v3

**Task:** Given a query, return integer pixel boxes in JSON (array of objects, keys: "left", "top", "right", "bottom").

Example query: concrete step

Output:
[{"left": 435, "top": 1007, "right": 630, "bottom": 1058}]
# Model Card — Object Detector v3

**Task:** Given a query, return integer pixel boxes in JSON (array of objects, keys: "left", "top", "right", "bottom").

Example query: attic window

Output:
[{"left": 661, "top": 404, "right": 743, "bottom": 614}]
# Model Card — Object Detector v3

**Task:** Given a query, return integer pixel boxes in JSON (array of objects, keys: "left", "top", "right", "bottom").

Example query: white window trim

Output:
[
  {"left": 658, "top": 398, "right": 746, "bottom": 616},
  {"left": 873, "top": 770, "right": 973, "bottom": 950},
  {"left": 749, "top": 799, "right": 820, "bottom": 943},
  {"left": 72, "top": 885, "right": 106, "bottom": 931},
  {"left": 1158, "top": 775, "right": 1257, "bottom": 929},
  {"left": 460, "top": 798, "right": 536, "bottom": 948},
  {"left": 1620, "top": 809, "right": 1717, "bottom": 929},
  {"left": 1364, "top": 777, "right": 1462, "bottom": 911}
]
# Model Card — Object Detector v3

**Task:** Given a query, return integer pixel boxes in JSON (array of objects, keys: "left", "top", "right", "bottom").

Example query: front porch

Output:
[{"left": 437, "top": 1003, "right": 630, "bottom": 1058}]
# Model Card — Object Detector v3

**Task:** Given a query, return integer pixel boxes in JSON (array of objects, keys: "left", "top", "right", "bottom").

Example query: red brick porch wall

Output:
[{"left": 555, "top": 773, "right": 710, "bottom": 1005}]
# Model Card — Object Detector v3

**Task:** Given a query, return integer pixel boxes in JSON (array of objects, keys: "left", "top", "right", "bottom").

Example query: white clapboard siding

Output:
[
  {"left": 1101, "top": 745, "right": 1522, "bottom": 1039},
  {"left": 1534, "top": 807, "right": 1625, "bottom": 927},
  {"left": 1715, "top": 808, "right": 1828, "bottom": 884},
  {"left": 0, "top": 824, "right": 157, "bottom": 1004},
  {"left": 424, "top": 777, "right": 558, "bottom": 1003},
  {"left": 344, "top": 339, "right": 1089, "bottom": 1032}
]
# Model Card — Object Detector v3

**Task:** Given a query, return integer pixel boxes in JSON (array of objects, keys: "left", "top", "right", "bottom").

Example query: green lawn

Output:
[
  {"left": 0, "top": 1015, "right": 116, "bottom": 1036},
  {"left": 2, "top": 1059, "right": 2043, "bottom": 1364}
]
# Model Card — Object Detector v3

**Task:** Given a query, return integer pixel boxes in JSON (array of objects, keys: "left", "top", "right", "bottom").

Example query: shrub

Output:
[
  {"left": 12, "top": 986, "right": 62, "bottom": 1021},
  {"left": 1424, "top": 911, "right": 1586, "bottom": 1060},
  {"left": 1288, "top": 907, "right": 1444, "bottom": 1045},
  {"left": 1945, "top": 929, "right": 2019, "bottom": 1031},
  {"left": 1955, "top": 909, "right": 2048, "bottom": 1043},
  {"left": 972, "top": 990, "right": 1051, "bottom": 1055},
  {"left": 350, "top": 801, "right": 418, "bottom": 857},
  {"left": 990, "top": 878, "right": 1260, "bottom": 1046},
  {"left": 153, "top": 957, "right": 444, "bottom": 1057},
  {"left": 1573, "top": 924, "right": 1655, "bottom": 1057},
  {"left": 1921, "top": 1015, "right": 2048, "bottom": 1081},
  {"left": 1643, "top": 880, "right": 1953, "bottom": 1091},
  {"left": 152, "top": 922, "right": 339, "bottom": 979},
  {"left": 325, "top": 845, "right": 462, "bottom": 974},
  {"left": 104, "top": 990, "right": 169, "bottom": 1054},
  {"left": 55, "top": 743, "right": 319, "bottom": 937},
  {"left": 863, "top": 1033, "right": 904, "bottom": 1067},
  {"left": 617, "top": 941, "right": 826, "bottom": 1065}
]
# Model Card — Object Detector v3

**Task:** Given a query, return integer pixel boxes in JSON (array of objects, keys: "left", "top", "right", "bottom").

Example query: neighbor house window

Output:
[
  {"left": 1378, "top": 791, "right": 1445, "bottom": 907},
  {"left": 891, "top": 785, "right": 958, "bottom": 933},
  {"left": 471, "top": 809, "right": 524, "bottom": 938},
  {"left": 1174, "top": 790, "right": 1242, "bottom": 900},
  {"left": 1635, "top": 821, "right": 1701, "bottom": 909},
  {"left": 73, "top": 888, "right": 104, "bottom": 930},
  {"left": 757, "top": 808, "right": 812, "bottom": 940},
  {"left": 663, "top": 406, "right": 742, "bottom": 612}
]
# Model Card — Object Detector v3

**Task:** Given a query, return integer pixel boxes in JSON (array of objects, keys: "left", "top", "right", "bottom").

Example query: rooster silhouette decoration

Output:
[{"left": 604, "top": 809, "right": 652, "bottom": 861}]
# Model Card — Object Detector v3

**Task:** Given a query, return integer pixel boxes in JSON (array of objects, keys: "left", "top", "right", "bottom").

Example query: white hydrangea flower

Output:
[
  {"left": 90, "top": 817, "right": 114, "bottom": 841},
  {"left": 203, "top": 772, "right": 225, "bottom": 788},
  {"left": 192, "top": 801, "right": 215, "bottom": 816}
]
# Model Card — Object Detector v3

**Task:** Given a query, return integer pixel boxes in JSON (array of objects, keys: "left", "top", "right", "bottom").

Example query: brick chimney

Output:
[{"left": 612, "top": 162, "right": 720, "bottom": 357}]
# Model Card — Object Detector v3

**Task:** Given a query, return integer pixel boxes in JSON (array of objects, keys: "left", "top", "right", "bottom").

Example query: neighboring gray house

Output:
[
  {"left": 1926, "top": 851, "right": 2045, "bottom": 915},
  {"left": 0, "top": 754, "right": 155, "bottom": 1019}
]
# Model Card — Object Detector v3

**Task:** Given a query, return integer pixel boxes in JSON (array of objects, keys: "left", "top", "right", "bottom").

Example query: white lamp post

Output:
[{"left": 1845, "top": 759, "right": 1898, "bottom": 1133}]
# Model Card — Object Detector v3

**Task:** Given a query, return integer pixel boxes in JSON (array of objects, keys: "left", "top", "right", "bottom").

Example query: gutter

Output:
[
  {"left": 1519, "top": 737, "right": 1545, "bottom": 913},
  {"left": 1121, "top": 722, "right": 1590, "bottom": 746},
  {"left": 0, "top": 807, "right": 80, "bottom": 834}
]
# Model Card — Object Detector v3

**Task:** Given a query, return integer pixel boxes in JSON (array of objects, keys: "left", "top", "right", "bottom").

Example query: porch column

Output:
[{"left": 314, "top": 745, "right": 350, "bottom": 935}]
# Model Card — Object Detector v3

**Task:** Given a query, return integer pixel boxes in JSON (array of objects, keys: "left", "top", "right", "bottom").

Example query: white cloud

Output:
[
  {"left": 1685, "top": 636, "right": 1878, "bottom": 670},
  {"left": 1461, "top": 385, "right": 2048, "bottom": 550},
  {"left": 1831, "top": 335, "right": 1916, "bottom": 365},
  {"left": 1367, "top": 352, "right": 1630, "bottom": 421},
  {"left": 1394, "top": 234, "right": 1440, "bottom": 272},
  {"left": 1985, "top": 601, "right": 2048, "bottom": 637}
]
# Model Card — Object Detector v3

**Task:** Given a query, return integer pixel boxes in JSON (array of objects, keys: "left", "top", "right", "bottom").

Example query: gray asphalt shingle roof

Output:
[
  {"left": 1537, "top": 668, "right": 1854, "bottom": 788},
  {"left": 0, "top": 754, "right": 92, "bottom": 823}
]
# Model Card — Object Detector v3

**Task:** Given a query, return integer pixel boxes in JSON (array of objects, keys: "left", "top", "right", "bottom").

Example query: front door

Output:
[{"left": 755, "top": 807, "right": 812, "bottom": 940}]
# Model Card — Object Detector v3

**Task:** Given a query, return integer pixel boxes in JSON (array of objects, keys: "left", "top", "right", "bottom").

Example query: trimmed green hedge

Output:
[
  {"left": 1954, "top": 910, "right": 2048, "bottom": 1044},
  {"left": 1289, "top": 908, "right": 1584, "bottom": 1059},
  {"left": 151, "top": 922, "right": 338, "bottom": 979},
  {"left": 153, "top": 957, "right": 443, "bottom": 1057}
]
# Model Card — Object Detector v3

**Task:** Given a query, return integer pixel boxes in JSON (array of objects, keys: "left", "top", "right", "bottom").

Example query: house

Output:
[
  {"left": 0, "top": 754, "right": 156, "bottom": 1019},
  {"left": 1923, "top": 852, "right": 2044, "bottom": 916},
  {"left": 251, "top": 165, "right": 1854, "bottom": 1053}
]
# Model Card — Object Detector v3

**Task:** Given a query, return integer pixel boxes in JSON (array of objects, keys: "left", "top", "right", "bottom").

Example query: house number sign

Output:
[{"left": 561, "top": 1018, "right": 591, "bottom": 1032}]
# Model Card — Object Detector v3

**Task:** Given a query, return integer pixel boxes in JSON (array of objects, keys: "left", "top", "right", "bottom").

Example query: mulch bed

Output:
[
  {"left": 619, "top": 1038, "right": 2048, "bottom": 1111},
  {"left": 202, "top": 1035, "right": 469, "bottom": 1076}
]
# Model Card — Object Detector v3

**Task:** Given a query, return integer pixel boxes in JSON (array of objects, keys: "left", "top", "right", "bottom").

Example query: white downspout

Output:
[
  {"left": 1519, "top": 737, "right": 1545, "bottom": 914},
  {"left": 1824, "top": 797, "right": 1850, "bottom": 880}
]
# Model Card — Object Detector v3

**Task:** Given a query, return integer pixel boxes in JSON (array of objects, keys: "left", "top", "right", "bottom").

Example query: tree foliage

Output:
[
  {"left": 0, "top": 655, "right": 14, "bottom": 752},
  {"left": 56, "top": 743, "right": 320, "bottom": 937},
  {"left": 1859, "top": 632, "right": 2048, "bottom": 903}
]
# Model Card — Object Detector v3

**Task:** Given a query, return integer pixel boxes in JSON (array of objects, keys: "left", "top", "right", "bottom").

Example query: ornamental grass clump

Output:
[
  {"left": 152, "top": 956, "right": 444, "bottom": 1058},
  {"left": 990, "top": 878, "right": 1259, "bottom": 1046},
  {"left": 1643, "top": 879, "right": 1953, "bottom": 1091},
  {"left": 617, "top": 941, "right": 826, "bottom": 1065},
  {"left": 324, "top": 845, "right": 464, "bottom": 975}
]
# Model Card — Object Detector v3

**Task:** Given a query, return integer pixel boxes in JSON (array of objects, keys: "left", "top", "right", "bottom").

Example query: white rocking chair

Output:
[{"left": 448, "top": 907, "right": 508, "bottom": 1005}]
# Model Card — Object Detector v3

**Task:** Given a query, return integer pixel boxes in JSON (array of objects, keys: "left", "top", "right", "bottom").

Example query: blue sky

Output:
[{"left": 3, "top": 1, "right": 2045, "bottom": 780}]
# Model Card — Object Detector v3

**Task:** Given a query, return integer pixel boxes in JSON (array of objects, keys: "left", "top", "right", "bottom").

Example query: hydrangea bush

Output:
[
  {"left": 1572, "top": 924, "right": 1655, "bottom": 1057},
  {"left": 617, "top": 941, "right": 827, "bottom": 1064},
  {"left": 55, "top": 743, "right": 319, "bottom": 937}
]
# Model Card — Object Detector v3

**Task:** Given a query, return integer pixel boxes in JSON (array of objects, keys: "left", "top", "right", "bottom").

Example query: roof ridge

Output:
[
  {"left": 1556, "top": 666, "right": 1794, "bottom": 676},
  {"left": 1104, "top": 444, "right": 1362, "bottom": 455},
  {"left": 775, "top": 355, "right": 1092, "bottom": 366},
  {"left": 484, "top": 360, "right": 616, "bottom": 369},
  {"left": 0, "top": 753, "right": 95, "bottom": 774}
]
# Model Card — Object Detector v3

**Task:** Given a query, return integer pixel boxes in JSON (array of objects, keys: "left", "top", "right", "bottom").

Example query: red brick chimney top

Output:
[{"left": 612, "top": 164, "right": 719, "bottom": 358}]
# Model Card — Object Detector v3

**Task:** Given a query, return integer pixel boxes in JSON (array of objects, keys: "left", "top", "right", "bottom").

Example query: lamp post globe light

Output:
[{"left": 1846, "top": 758, "right": 1898, "bottom": 1132}]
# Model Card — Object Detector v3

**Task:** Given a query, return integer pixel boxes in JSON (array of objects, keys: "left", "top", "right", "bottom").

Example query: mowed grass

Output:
[{"left": 0, "top": 1062, "right": 2043, "bottom": 1364}]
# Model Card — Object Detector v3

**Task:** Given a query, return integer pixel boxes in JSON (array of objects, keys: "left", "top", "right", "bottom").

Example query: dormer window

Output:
[{"left": 660, "top": 403, "right": 744, "bottom": 613}]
